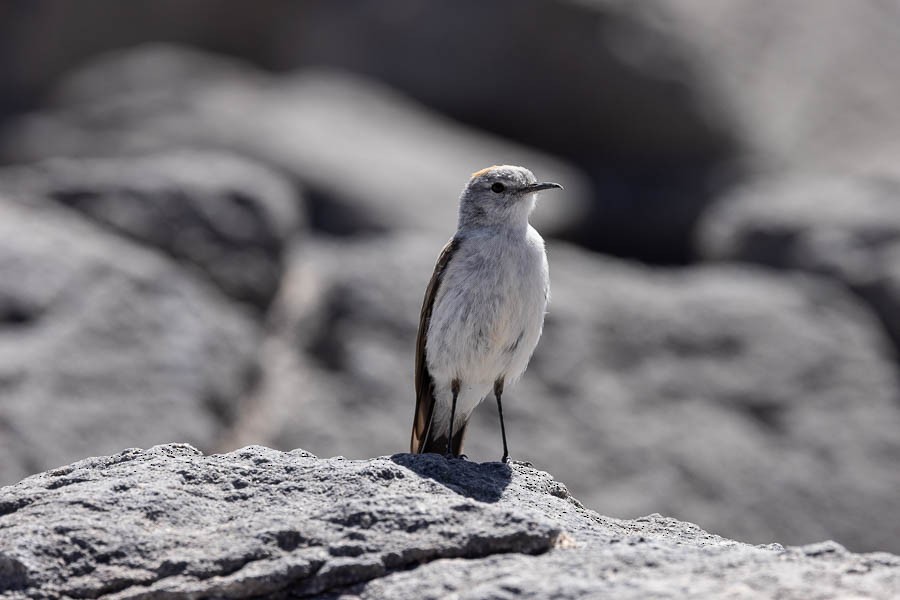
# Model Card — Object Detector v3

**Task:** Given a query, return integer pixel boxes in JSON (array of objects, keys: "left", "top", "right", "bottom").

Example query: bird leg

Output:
[
  {"left": 494, "top": 378, "right": 510, "bottom": 463},
  {"left": 446, "top": 378, "right": 461, "bottom": 458}
]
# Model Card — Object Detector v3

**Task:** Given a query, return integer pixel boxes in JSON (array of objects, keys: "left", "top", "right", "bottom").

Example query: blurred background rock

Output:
[{"left": 1, "top": 0, "right": 898, "bottom": 554}]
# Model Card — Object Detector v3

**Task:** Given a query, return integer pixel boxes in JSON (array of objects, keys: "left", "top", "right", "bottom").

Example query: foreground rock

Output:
[
  {"left": 697, "top": 173, "right": 900, "bottom": 355},
  {"left": 228, "top": 233, "right": 900, "bottom": 553},
  {"left": 0, "top": 150, "right": 303, "bottom": 309},
  {"left": 0, "top": 200, "right": 259, "bottom": 486},
  {"left": 0, "top": 444, "right": 897, "bottom": 599}
]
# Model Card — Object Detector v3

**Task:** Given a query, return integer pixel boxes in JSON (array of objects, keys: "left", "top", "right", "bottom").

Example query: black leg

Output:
[
  {"left": 494, "top": 378, "right": 510, "bottom": 463},
  {"left": 446, "top": 379, "right": 461, "bottom": 457}
]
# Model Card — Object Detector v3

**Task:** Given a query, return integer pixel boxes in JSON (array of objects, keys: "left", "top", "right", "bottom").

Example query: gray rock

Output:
[
  {"left": 0, "top": 3, "right": 281, "bottom": 116},
  {"left": 653, "top": 0, "right": 900, "bottom": 172},
  {"left": 280, "top": 3, "right": 740, "bottom": 166},
  {"left": 0, "top": 150, "right": 303, "bottom": 309},
  {"left": 50, "top": 42, "right": 269, "bottom": 108},
  {"left": 230, "top": 233, "right": 900, "bottom": 552},
  {"left": 3, "top": 4, "right": 741, "bottom": 261},
  {"left": 525, "top": 244, "right": 900, "bottom": 553},
  {"left": 697, "top": 174, "right": 900, "bottom": 354},
  {"left": 0, "top": 46, "right": 592, "bottom": 243},
  {"left": 8, "top": 2, "right": 900, "bottom": 257},
  {"left": 283, "top": 2, "right": 742, "bottom": 261},
  {"left": 0, "top": 444, "right": 897, "bottom": 599},
  {"left": 0, "top": 199, "right": 259, "bottom": 486}
]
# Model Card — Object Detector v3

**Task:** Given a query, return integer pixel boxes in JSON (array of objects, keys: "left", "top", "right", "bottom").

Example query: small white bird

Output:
[{"left": 411, "top": 165, "right": 562, "bottom": 462}]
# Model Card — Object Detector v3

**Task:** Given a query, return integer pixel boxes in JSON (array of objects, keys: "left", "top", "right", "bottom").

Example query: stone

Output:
[
  {"left": 3, "top": 5, "right": 741, "bottom": 261},
  {"left": 0, "top": 199, "right": 259, "bottom": 486},
  {"left": 0, "top": 444, "right": 897, "bottom": 598},
  {"left": 0, "top": 45, "right": 592, "bottom": 243},
  {"left": 8, "top": 2, "right": 900, "bottom": 258},
  {"left": 0, "top": 150, "right": 303, "bottom": 310},
  {"left": 283, "top": 2, "right": 742, "bottom": 261},
  {"left": 697, "top": 173, "right": 900, "bottom": 354},
  {"left": 50, "top": 42, "right": 269, "bottom": 108},
  {"left": 653, "top": 0, "right": 900, "bottom": 172},
  {"left": 285, "top": 3, "right": 737, "bottom": 165},
  {"left": 230, "top": 232, "right": 900, "bottom": 552},
  {"left": 523, "top": 244, "right": 900, "bottom": 553}
]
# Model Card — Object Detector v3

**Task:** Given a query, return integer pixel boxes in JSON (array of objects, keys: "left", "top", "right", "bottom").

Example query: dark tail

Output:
[{"left": 417, "top": 419, "right": 469, "bottom": 456}]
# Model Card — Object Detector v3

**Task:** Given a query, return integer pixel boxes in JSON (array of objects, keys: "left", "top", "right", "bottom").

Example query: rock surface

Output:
[
  {"left": 0, "top": 8, "right": 739, "bottom": 261},
  {"left": 0, "top": 5, "right": 897, "bottom": 577},
  {"left": 655, "top": 0, "right": 900, "bottom": 173},
  {"left": 1, "top": 444, "right": 898, "bottom": 599},
  {"left": 0, "top": 200, "right": 259, "bottom": 486},
  {"left": 5, "top": 3, "right": 900, "bottom": 258},
  {"left": 286, "top": 2, "right": 741, "bottom": 261},
  {"left": 0, "top": 45, "right": 591, "bottom": 244},
  {"left": 0, "top": 150, "right": 302, "bottom": 309},
  {"left": 227, "top": 233, "right": 900, "bottom": 553},
  {"left": 697, "top": 174, "right": 900, "bottom": 354}
]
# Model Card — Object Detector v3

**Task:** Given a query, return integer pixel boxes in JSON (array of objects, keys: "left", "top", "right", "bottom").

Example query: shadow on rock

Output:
[{"left": 390, "top": 452, "right": 511, "bottom": 503}]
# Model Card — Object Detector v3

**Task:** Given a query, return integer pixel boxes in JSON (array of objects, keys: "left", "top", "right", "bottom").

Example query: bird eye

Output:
[{"left": 491, "top": 182, "right": 505, "bottom": 193}]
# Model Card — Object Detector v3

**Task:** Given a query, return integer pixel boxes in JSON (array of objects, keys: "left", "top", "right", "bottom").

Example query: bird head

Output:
[{"left": 458, "top": 165, "right": 563, "bottom": 230}]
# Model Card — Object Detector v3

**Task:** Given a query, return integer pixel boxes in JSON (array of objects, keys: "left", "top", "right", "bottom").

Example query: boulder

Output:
[
  {"left": 527, "top": 244, "right": 900, "bottom": 553},
  {"left": 0, "top": 199, "right": 259, "bottom": 486},
  {"left": 697, "top": 174, "right": 900, "bottom": 354},
  {"left": 230, "top": 233, "right": 900, "bottom": 552},
  {"left": 285, "top": 2, "right": 741, "bottom": 261},
  {"left": 3, "top": 1, "right": 742, "bottom": 261},
  {"left": 654, "top": 0, "right": 900, "bottom": 172},
  {"left": 8, "top": 1, "right": 900, "bottom": 258},
  {"left": 0, "top": 150, "right": 303, "bottom": 310},
  {"left": 0, "top": 46, "right": 592, "bottom": 243},
  {"left": 285, "top": 2, "right": 737, "bottom": 165},
  {"left": 0, "top": 444, "right": 897, "bottom": 599},
  {"left": 50, "top": 42, "right": 269, "bottom": 108}
]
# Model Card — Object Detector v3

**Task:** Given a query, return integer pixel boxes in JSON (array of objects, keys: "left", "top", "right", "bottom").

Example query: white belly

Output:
[{"left": 425, "top": 226, "right": 549, "bottom": 431}]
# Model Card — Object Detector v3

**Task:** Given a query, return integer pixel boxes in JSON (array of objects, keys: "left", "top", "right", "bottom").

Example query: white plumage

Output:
[
  {"left": 411, "top": 165, "right": 561, "bottom": 461},
  {"left": 426, "top": 224, "right": 549, "bottom": 435}
]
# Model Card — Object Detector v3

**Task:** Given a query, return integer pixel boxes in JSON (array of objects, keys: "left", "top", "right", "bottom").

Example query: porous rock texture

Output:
[
  {"left": 1, "top": 444, "right": 898, "bottom": 599},
  {"left": 228, "top": 233, "right": 900, "bottom": 553}
]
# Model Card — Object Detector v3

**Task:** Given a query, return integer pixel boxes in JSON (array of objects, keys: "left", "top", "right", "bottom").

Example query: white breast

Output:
[{"left": 426, "top": 225, "right": 549, "bottom": 388}]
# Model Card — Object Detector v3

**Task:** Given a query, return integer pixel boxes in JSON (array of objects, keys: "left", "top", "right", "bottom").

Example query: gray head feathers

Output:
[{"left": 457, "top": 165, "right": 562, "bottom": 230}]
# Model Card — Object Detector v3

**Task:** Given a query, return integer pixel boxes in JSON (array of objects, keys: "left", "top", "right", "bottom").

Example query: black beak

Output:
[{"left": 521, "top": 182, "right": 564, "bottom": 194}]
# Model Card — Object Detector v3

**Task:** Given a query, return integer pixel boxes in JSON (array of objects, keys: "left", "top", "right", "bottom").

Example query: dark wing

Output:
[{"left": 411, "top": 237, "right": 460, "bottom": 453}]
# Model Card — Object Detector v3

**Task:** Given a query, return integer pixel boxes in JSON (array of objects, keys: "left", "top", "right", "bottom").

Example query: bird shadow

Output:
[{"left": 389, "top": 452, "right": 512, "bottom": 503}]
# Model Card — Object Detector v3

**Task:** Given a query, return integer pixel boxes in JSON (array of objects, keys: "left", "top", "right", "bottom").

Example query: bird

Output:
[{"left": 411, "top": 165, "right": 562, "bottom": 462}]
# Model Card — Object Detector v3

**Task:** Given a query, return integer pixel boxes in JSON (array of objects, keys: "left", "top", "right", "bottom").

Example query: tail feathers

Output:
[{"left": 416, "top": 420, "right": 469, "bottom": 456}]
